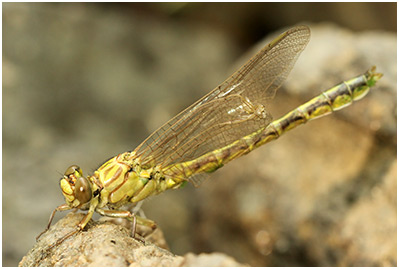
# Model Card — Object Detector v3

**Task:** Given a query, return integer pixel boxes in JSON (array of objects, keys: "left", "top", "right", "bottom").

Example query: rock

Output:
[{"left": 19, "top": 213, "right": 246, "bottom": 266}]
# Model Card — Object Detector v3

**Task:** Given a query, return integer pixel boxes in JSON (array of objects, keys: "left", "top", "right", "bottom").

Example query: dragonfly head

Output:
[{"left": 60, "top": 165, "right": 93, "bottom": 208}]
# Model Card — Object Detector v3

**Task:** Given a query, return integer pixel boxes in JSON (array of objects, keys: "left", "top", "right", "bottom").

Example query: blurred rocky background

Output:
[{"left": 3, "top": 2, "right": 396, "bottom": 266}]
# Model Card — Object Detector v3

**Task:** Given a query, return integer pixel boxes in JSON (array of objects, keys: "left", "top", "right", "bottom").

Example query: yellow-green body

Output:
[
  {"left": 37, "top": 25, "right": 382, "bottom": 249},
  {"left": 73, "top": 67, "right": 380, "bottom": 217}
]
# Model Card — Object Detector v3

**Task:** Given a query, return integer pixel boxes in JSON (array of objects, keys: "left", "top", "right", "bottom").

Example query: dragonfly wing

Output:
[{"left": 133, "top": 26, "right": 310, "bottom": 177}]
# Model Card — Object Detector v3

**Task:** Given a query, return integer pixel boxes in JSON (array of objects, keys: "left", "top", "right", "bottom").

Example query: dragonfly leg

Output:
[
  {"left": 36, "top": 204, "right": 72, "bottom": 241},
  {"left": 46, "top": 198, "right": 99, "bottom": 250},
  {"left": 96, "top": 208, "right": 156, "bottom": 241}
]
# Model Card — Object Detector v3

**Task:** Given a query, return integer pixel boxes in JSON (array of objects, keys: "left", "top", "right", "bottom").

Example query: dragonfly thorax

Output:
[{"left": 60, "top": 153, "right": 182, "bottom": 211}]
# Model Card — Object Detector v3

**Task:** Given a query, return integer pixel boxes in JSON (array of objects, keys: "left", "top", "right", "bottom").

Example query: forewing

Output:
[{"left": 133, "top": 26, "right": 310, "bottom": 173}]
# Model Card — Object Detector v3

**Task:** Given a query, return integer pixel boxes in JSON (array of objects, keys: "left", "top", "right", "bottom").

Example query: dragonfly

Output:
[{"left": 37, "top": 25, "right": 382, "bottom": 248}]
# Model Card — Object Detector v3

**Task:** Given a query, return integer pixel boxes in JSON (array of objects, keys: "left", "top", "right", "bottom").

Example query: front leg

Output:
[
  {"left": 46, "top": 197, "right": 99, "bottom": 250},
  {"left": 96, "top": 208, "right": 156, "bottom": 240},
  {"left": 36, "top": 204, "right": 72, "bottom": 241}
]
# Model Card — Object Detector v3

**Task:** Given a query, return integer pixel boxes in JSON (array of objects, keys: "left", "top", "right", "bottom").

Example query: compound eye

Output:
[
  {"left": 74, "top": 177, "right": 92, "bottom": 204},
  {"left": 64, "top": 165, "right": 83, "bottom": 178}
]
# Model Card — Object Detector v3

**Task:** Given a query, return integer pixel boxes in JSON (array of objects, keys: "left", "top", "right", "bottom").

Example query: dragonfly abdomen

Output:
[
  {"left": 165, "top": 135, "right": 254, "bottom": 182},
  {"left": 262, "top": 67, "right": 379, "bottom": 144},
  {"left": 167, "top": 67, "right": 381, "bottom": 185}
]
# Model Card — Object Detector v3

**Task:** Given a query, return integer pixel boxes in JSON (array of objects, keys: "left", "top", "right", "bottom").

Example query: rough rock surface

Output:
[{"left": 19, "top": 213, "right": 247, "bottom": 266}]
